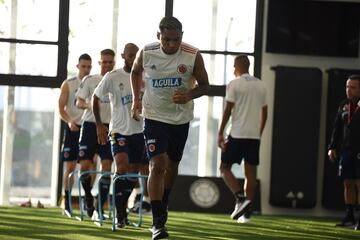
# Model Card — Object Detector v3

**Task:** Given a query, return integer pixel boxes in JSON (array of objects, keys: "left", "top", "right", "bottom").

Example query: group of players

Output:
[
  {"left": 59, "top": 45, "right": 150, "bottom": 228},
  {"left": 58, "top": 16, "right": 268, "bottom": 240}
]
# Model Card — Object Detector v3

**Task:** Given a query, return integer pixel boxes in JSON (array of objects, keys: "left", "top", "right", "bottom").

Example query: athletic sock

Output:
[
  {"left": 234, "top": 191, "right": 245, "bottom": 203},
  {"left": 64, "top": 190, "right": 70, "bottom": 209},
  {"left": 151, "top": 200, "right": 163, "bottom": 227},
  {"left": 162, "top": 188, "right": 171, "bottom": 211},
  {"left": 345, "top": 204, "right": 355, "bottom": 217},
  {"left": 98, "top": 176, "right": 111, "bottom": 211},
  {"left": 80, "top": 173, "right": 92, "bottom": 197}
]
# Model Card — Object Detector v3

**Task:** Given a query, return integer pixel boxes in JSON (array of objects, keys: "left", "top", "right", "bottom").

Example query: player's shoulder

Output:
[
  {"left": 180, "top": 42, "right": 198, "bottom": 54},
  {"left": 144, "top": 42, "right": 160, "bottom": 52},
  {"left": 66, "top": 76, "right": 77, "bottom": 82}
]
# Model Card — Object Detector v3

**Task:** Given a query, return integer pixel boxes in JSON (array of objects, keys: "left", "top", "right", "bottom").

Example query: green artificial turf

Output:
[{"left": 0, "top": 206, "right": 359, "bottom": 240}]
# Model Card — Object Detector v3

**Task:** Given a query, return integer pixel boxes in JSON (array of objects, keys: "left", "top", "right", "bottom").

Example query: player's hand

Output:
[
  {"left": 68, "top": 121, "right": 80, "bottom": 131},
  {"left": 218, "top": 133, "right": 226, "bottom": 151},
  {"left": 328, "top": 149, "right": 337, "bottom": 162},
  {"left": 96, "top": 123, "right": 109, "bottom": 145},
  {"left": 131, "top": 100, "right": 142, "bottom": 121},
  {"left": 173, "top": 88, "right": 190, "bottom": 104}
]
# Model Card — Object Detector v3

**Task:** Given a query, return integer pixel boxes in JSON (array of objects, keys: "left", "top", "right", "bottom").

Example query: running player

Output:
[
  {"left": 58, "top": 53, "right": 92, "bottom": 216},
  {"left": 131, "top": 16, "right": 209, "bottom": 240},
  {"left": 76, "top": 49, "right": 115, "bottom": 218}
]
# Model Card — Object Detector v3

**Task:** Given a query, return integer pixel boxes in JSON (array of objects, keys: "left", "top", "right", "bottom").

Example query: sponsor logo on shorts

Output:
[
  {"left": 148, "top": 144, "right": 155, "bottom": 152},
  {"left": 79, "top": 150, "right": 85, "bottom": 157},
  {"left": 147, "top": 139, "right": 156, "bottom": 144},
  {"left": 64, "top": 152, "right": 70, "bottom": 158},
  {"left": 118, "top": 138, "right": 126, "bottom": 146}
]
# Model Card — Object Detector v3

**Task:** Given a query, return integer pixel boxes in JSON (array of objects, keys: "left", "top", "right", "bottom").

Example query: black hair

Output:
[
  {"left": 349, "top": 74, "right": 360, "bottom": 87},
  {"left": 78, "top": 53, "right": 91, "bottom": 62},
  {"left": 159, "top": 16, "right": 182, "bottom": 33}
]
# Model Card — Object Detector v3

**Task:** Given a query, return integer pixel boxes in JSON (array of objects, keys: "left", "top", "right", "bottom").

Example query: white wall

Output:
[{"left": 258, "top": 0, "right": 360, "bottom": 217}]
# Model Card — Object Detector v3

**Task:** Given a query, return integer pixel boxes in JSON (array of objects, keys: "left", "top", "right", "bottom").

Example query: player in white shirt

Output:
[
  {"left": 76, "top": 49, "right": 115, "bottom": 218},
  {"left": 92, "top": 43, "right": 146, "bottom": 227},
  {"left": 58, "top": 53, "right": 92, "bottom": 215},
  {"left": 218, "top": 55, "right": 267, "bottom": 224},
  {"left": 131, "top": 16, "right": 209, "bottom": 240}
]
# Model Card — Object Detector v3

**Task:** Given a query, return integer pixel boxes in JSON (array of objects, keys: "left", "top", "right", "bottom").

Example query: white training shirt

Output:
[
  {"left": 226, "top": 73, "right": 267, "bottom": 139},
  {"left": 76, "top": 74, "right": 111, "bottom": 124},
  {"left": 93, "top": 68, "right": 143, "bottom": 135},
  {"left": 142, "top": 42, "right": 197, "bottom": 125},
  {"left": 64, "top": 76, "right": 84, "bottom": 125}
]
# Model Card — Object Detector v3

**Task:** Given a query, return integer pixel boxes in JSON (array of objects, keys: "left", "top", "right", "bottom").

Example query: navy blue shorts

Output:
[
  {"left": 110, "top": 132, "right": 146, "bottom": 164},
  {"left": 144, "top": 119, "right": 189, "bottom": 162},
  {"left": 338, "top": 150, "right": 360, "bottom": 180},
  {"left": 221, "top": 136, "right": 260, "bottom": 166},
  {"left": 78, "top": 121, "right": 113, "bottom": 161},
  {"left": 61, "top": 123, "right": 81, "bottom": 162}
]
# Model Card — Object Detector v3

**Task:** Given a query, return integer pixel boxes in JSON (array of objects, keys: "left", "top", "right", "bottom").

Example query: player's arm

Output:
[
  {"left": 260, "top": 105, "right": 268, "bottom": 137},
  {"left": 218, "top": 101, "right": 234, "bottom": 150},
  {"left": 328, "top": 105, "right": 342, "bottom": 161},
  {"left": 92, "top": 94, "right": 108, "bottom": 145},
  {"left": 76, "top": 97, "right": 90, "bottom": 110},
  {"left": 131, "top": 49, "right": 144, "bottom": 121},
  {"left": 58, "top": 81, "right": 79, "bottom": 131}
]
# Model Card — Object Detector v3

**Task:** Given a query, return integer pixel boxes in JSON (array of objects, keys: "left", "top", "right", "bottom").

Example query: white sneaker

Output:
[
  {"left": 230, "top": 199, "right": 252, "bottom": 220},
  {"left": 237, "top": 215, "right": 251, "bottom": 224}
]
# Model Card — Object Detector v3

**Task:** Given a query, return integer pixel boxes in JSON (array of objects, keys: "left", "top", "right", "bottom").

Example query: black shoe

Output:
[
  {"left": 230, "top": 199, "right": 252, "bottom": 220},
  {"left": 152, "top": 227, "right": 169, "bottom": 240},
  {"left": 335, "top": 215, "right": 355, "bottom": 227}
]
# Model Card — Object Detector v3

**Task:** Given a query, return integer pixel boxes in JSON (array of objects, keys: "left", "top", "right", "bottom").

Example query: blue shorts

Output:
[
  {"left": 110, "top": 132, "right": 146, "bottom": 164},
  {"left": 78, "top": 121, "right": 113, "bottom": 161},
  {"left": 338, "top": 150, "right": 360, "bottom": 180},
  {"left": 61, "top": 123, "right": 80, "bottom": 162},
  {"left": 221, "top": 136, "right": 260, "bottom": 166},
  {"left": 144, "top": 119, "right": 189, "bottom": 162}
]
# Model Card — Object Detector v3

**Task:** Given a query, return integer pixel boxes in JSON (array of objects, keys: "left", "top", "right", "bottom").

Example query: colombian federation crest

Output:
[{"left": 177, "top": 64, "right": 187, "bottom": 74}]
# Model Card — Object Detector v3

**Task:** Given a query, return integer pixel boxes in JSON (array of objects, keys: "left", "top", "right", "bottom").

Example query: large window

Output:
[
  {"left": 0, "top": 0, "right": 262, "bottom": 204},
  {"left": 174, "top": 0, "right": 258, "bottom": 177}
]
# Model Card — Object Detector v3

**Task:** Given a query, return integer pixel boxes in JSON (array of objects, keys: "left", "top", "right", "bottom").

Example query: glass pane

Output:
[
  {"left": 10, "top": 87, "right": 57, "bottom": 199},
  {"left": 174, "top": 0, "right": 256, "bottom": 52},
  {"left": 0, "top": 0, "right": 59, "bottom": 41},
  {"left": 0, "top": 87, "right": 4, "bottom": 171},
  {"left": 0, "top": 42, "right": 58, "bottom": 76},
  {"left": 173, "top": 0, "right": 213, "bottom": 50},
  {"left": 216, "top": 0, "right": 257, "bottom": 52},
  {"left": 117, "top": 0, "right": 166, "bottom": 49},
  {"left": 68, "top": 1, "right": 114, "bottom": 75}
]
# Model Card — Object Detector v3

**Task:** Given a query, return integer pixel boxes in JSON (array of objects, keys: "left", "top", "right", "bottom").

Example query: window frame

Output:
[{"left": 0, "top": 0, "right": 69, "bottom": 88}]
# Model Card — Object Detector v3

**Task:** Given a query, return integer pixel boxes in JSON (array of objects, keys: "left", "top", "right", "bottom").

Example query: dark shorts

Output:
[
  {"left": 144, "top": 119, "right": 189, "bottom": 162},
  {"left": 78, "top": 121, "right": 113, "bottom": 161},
  {"left": 338, "top": 150, "right": 360, "bottom": 180},
  {"left": 110, "top": 132, "right": 147, "bottom": 164},
  {"left": 221, "top": 136, "right": 260, "bottom": 166},
  {"left": 61, "top": 123, "right": 81, "bottom": 162}
]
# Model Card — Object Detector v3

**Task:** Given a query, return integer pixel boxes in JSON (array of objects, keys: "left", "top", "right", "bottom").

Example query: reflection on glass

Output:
[
  {"left": 173, "top": 0, "right": 213, "bottom": 50},
  {"left": 9, "top": 87, "right": 57, "bottom": 198},
  {"left": 68, "top": 1, "right": 114, "bottom": 75},
  {"left": 0, "top": 0, "right": 59, "bottom": 41},
  {"left": 117, "top": 0, "right": 165, "bottom": 49},
  {"left": 174, "top": 0, "right": 256, "bottom": 52},
  {"left": 0, "top": 43, "right": 58, "bottom": 76}
]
